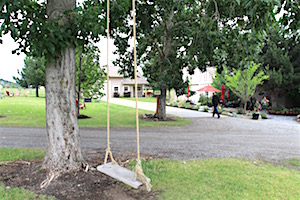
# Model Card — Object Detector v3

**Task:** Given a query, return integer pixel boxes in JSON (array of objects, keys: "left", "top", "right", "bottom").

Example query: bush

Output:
[
  {"left": 185, "top": 102, "right": 191, "bottom": 109},
  {"left": 198, "top": 94, "right": 211, "bottom": 105},
  {"left": 218, "top": 106, "right": 223, "bottom": 114},
  {"left": 178, "top": 99, "right": 185, "bottom": 108},
  {"left": 261, "top": 112, "right": 267, "bottom": 119},
  {"left": 193, "top": 105, "right": 199, "bottom": 110},
  {"left": 203, "top": 107, "right": 209, "bottom": 112},
  {"left": 237, "top": 108, "right": 245, "bottom": 114}
]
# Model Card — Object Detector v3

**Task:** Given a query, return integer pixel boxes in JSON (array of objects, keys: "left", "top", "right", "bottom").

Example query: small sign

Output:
[
  {"left": 154, "top": 87, "right": 161, "bottom": 96},
  {"left": 154, "top": 90, "right": 161, "bottom": 96}
]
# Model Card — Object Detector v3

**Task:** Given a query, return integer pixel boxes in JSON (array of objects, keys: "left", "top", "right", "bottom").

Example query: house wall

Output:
[
  {"left": 110, "top": 77, "right": 123, "bottom": 97},
  {"left": 182, "top": 67, "right": 216, "bottom": 103}
]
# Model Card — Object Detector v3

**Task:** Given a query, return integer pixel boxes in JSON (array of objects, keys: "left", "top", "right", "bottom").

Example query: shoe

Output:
[{"left": 218, "top": 115, "right": 220, "bottom": 119}]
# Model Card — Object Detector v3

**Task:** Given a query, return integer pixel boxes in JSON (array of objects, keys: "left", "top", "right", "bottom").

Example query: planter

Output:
[{"left": 252, "top": 113, "right": 259, "bottom": 120}]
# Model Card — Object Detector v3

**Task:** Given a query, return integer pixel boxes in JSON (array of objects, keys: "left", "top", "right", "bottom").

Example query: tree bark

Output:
[
  {"left": 157, "top": 8, "right": 174, "bottom": 120},
  {"left": 35, "top": 85, "right": 39, "bottom": 97},
  {"left": 77, "top": 56, "right": 82, "bottom": 116},
  {"left": 43, "top": 0, "right": 85, "bottom": 172},
  {"left": 158, "top": 86, "right": 167, "bottom": 120}
]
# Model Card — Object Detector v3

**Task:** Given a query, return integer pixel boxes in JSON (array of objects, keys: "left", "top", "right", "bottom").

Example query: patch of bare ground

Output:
[
  {"left": 139, "top": 114, "right": 177, "bottom": 121},
  {"left": 0, "top": 151, "right": 161, "bottom": 200}
]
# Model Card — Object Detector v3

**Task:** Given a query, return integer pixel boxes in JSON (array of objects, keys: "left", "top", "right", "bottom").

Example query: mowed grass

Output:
[
  {"left": 0, "top": 148, "right": 44, "bottom": 162},
  {"left": 0, "top": 148, "right": 53, "bottom": 200},
  {"left": 123, "top": 97, "right": 158, "bottom": 103},
  {"left": 140, "top": 158, "right": 300, "bottom": 200},
  {"left": 0, "top": 183, "right": 54, "bottom": 200},
  {"left": 0, "top": 96, "right": 190, "bottom": 127}
]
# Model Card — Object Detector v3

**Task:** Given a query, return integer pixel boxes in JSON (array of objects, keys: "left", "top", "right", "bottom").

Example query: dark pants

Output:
[{"left": 213, "top": 105, "right": 220, "bottom": 117}]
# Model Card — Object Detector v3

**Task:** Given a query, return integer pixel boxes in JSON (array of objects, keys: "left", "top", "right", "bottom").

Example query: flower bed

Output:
[{"left": 267, "top": 107, "right": 300, "bottom": 116}]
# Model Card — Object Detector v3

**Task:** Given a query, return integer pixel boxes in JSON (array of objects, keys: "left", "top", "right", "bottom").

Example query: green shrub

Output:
[
  {"left": 203, "top": 107, "right": 209, "bottom": 112},
  {"left": 193, "top": 105, "right": 199, "bottom": 110},
  {"left": 261, "top": 112, "right": 268, "bottom": 119},
  {"left": 218, "top": 106, "right": 223, "bottom": 114},
  {"left": 237, "top": 108, "right": 245, "bottom": 114},
  {"left": 185, "top": 102, "right": 191, "bottom": 109},
  {"left": 178, "top": 99, "right": 185, "bottom": 108}
]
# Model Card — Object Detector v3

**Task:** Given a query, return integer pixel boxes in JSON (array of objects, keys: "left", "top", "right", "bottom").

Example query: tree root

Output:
[
  {"left": 40, "top": 161, "right": 90, "bottom": 189},
  {"left": 40, "top": 170, "right": 60, "bottom": 189}
]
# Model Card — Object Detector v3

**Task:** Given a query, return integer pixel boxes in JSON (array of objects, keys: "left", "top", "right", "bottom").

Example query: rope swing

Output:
[
  {"left": 132, "top": 0, "right": 152, "bottom": 192},
  {"left": 97, "top": 0, "right": 151, "bottom": 192},
  {"left": 103, "top": 0, "right": 117, "bottom": 165}
]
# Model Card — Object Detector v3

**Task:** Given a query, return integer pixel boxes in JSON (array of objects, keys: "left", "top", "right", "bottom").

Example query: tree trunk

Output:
[
  {"left": 158, "top": 87, "right": 167, "bottom": 120},
  {"left": 77, "top": 56, "right": 82, "bottom": 116},
  {"left": 35, "top": 85, "right": 39, "bottom": 97},
  {"left": 43, "top": 0, "right": 84, "bottom": 172},
  {"left": 156, "top": 9, "right": 174, "bottom": 121}
]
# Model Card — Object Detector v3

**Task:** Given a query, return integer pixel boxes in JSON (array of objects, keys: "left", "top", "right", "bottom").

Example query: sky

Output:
[{"left": 0, "top": 33, "right": 117, "bottom": 83}]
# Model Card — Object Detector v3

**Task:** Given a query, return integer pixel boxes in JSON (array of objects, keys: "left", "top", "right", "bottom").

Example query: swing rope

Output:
[
  {"left": 104, "top": 0, "right": 117, "bottom": 165},
  {"left": 132, "top": 0, "right": 152, "bottom": 192}
]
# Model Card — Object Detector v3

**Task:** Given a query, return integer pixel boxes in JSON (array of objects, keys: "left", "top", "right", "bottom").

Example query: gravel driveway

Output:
[{"left": 1, "top": 115, "right": 299, "bottom": 162}]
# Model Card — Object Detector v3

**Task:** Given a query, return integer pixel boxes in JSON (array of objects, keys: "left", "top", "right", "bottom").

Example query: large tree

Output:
[
  {"left": 1, "top": 0, "right": 106, "bottom": 186},
  {"left": 257, "top": 0, "right": 300, "bottom": 108},
  {"left": 111, "top": 0, "right": 280, "bottom": 120},
  {"left": 13, "top": 56, "right": 46, "bottom": 97}
]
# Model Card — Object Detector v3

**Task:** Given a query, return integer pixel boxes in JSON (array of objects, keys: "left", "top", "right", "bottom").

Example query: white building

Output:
[
  {"left": 182, "top": 67, "right": 216, "bottom": 103},
  {"left": 101, "top": 66, "right": 149, "bottom": 98}
]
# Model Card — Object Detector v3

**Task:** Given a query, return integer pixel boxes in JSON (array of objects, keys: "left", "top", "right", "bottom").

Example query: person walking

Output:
[{"left": 212, "top": 93, "right": 220, "bottom": 118}]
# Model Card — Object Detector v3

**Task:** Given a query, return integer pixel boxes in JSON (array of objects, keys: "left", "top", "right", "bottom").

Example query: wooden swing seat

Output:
[{"left": 97, "top": 162, "right": 148, "bottom": 189}]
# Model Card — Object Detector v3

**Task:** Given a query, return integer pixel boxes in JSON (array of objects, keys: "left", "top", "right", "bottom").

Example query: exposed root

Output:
[
  {"left": 135, "top": 159, "right": 152, "bottom": 192},
  {"left": 41, "top": 161, "right": 89, "bottom": 189},
  {"left": 40, "top": 170, "right": 60, "bottom": 189}
]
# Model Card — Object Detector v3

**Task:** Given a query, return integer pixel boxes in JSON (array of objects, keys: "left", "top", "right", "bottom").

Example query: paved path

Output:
[
  {"left": 105, "top": 98, "right": 212, "bottom": 118},
  {"left": 1, "top": 116, "right": 299, "bottom": 162},
  {"left": 1, "top": 98, "right": 299, "bottom": 161}
]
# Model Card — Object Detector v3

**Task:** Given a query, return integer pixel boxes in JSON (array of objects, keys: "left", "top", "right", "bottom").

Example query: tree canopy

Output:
[{"left": 110, "top": 0, "right": 281, "bottom": 119}]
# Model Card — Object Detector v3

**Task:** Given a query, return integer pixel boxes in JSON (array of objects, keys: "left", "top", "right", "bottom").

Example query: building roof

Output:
[
  {"left": 104, "top": 66, "right": 149, "bottom": 85},
  {"left": 106, "top": 66, "right": 123, "bottom": 77}
]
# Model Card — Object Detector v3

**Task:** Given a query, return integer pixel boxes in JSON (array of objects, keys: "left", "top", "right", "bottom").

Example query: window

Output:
[
  {"left": 114, "top": 86, "right": 119, "bottom": 92},
  {"left": 124, "top": 86, "right": 129, "bottom": 92},
  {"left": 137, "top": 86, "right": 141, "bottom": 91}
]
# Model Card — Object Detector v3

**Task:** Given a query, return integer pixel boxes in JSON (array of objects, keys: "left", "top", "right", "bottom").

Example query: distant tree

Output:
[
  {"left": 224, "top": 61, "right": 269, "bottom": 112},
  {"left": 76, "top": 44, "right": 105, "bottom": 116},
  {"left": 258, "top": 24, "right": 300, "bottom": 107},
  {"left": 13, "top": 56, "right": 46, "bottom": 97}
]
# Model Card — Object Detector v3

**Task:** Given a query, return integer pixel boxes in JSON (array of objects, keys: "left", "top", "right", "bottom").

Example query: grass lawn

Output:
[
  {"left": 0, "top": 96, "right": 190, "bottom": 127},
  {"left": 1, "top": 148, "right": 299, "bottom": 200},
  {"left": 0, "top": 148, "right": 44, "bottom": 162},
  {"left": 121, "top": 97, "right": 158, "bottom": 103},
  {"left": 140, "top": 158, "right": 300, "bottom": 199}
]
